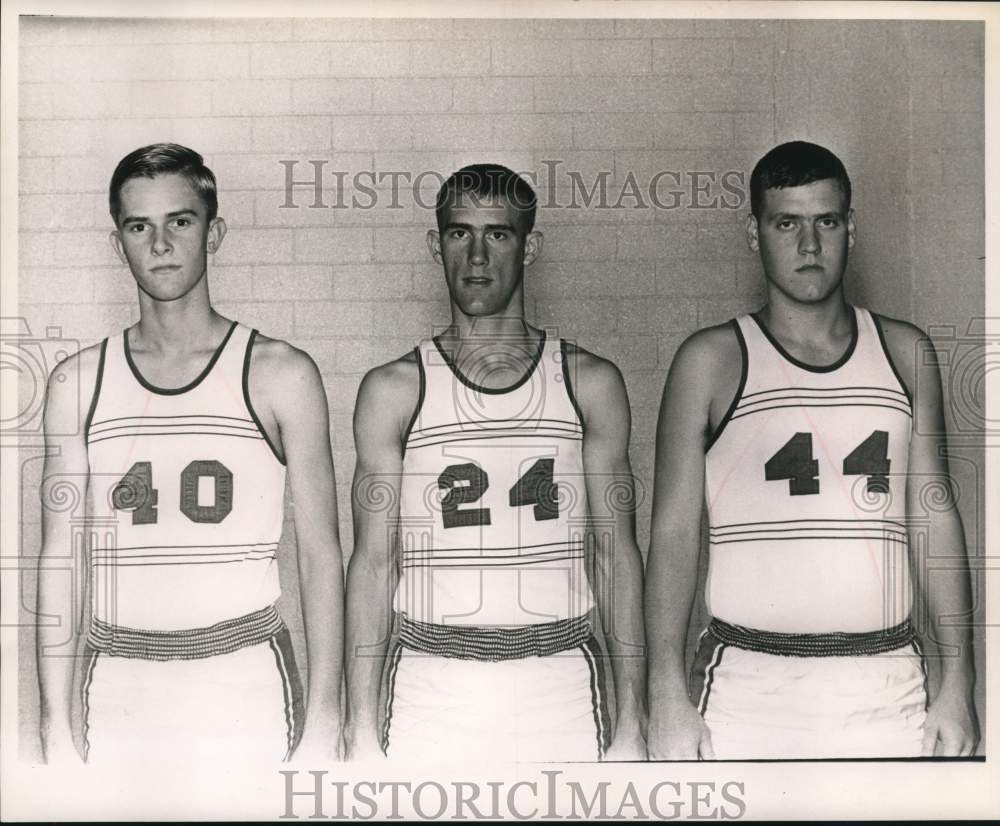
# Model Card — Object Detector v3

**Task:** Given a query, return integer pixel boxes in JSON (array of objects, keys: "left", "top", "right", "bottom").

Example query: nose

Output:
[
  {"left": 469, "top": 233, "right": 488, "bottom": 266},
  {"left": 799, "top": 224, "right": 820, "bottom": 255},
  {"left": 151, "top": 226, "right": 172, "bottom": 256}
]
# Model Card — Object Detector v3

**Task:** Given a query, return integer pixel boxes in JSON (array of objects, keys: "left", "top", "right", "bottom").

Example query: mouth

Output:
[
  {"left": 462, "top": 277, "right": 492, "bottom": 286},
  {"left": 795, "top": 264, "right": 824, "bottom": 273},
  {"left": 150, "top": 265, "right": 182, "bottom": 273}
]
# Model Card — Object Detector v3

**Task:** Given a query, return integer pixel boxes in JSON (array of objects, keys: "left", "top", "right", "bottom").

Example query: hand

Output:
[
  {"left": 921, "top": 684, "right": 979, "bottom": 757},
  {"left": 647, "top": 702, "right": 715, "bottom": 761},
  {"left": 604, "top": 728, "right": 647, "bottom": 761}
]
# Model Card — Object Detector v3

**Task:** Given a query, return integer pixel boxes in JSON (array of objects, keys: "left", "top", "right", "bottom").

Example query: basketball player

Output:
[
  {"left": 36, "top": 144, "right": 344, "bottom": 765},
  {"left": 646, "top": 141, "right": 979, "bottom": 759},
  {"left": 344, "top": 165, "right": 646, "bottom": 761}
]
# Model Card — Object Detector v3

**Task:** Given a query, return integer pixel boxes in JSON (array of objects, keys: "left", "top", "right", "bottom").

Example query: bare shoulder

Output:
[
  {"left": 672, "top": 321, "right": 742, "bottom": 378},
  {"left": 871, "top": 312, "right": 929, "bottom": 379},
  {"left": 46, "top": 341, "right": 104, "bottom": 405},
  {"left": 563, "top": 341, "right": 626, "bottom": 398},
  {"left": 355, "top": 349, "right": 421, "bottom": 443},
  {"left": 249, "top": 333, "right": 323, "bottom": 390}
]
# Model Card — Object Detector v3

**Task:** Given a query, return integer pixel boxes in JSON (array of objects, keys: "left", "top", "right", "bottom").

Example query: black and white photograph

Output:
[{"left": 1, "top": 0, "right": 996, "bottom": 820}]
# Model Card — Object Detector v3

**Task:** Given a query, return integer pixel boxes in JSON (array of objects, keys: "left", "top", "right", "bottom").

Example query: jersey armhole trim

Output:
[
  {"left": 560, "top": 339, "right": 586, "bottom": 433},
  {"left": 242, "top": 329, "right": 287, "bottom": 466},
  {"left": 872, "top": 313, "right": 915, "bottom": 413},
  {"left": 400, "top": 345, "right": 426, "bottom": 457},
  {"left": 83, "top": 338, "right": 108, "bottom": 444},
  {"left": 704, "top": 319, "right": 748, "bottom": 453}
]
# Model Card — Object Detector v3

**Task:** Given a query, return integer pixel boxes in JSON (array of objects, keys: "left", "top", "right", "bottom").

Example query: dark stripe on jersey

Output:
[
  {"left": 401, "top": 345, "right": 426, "bottom": 457},
  {"left": 737, "top": 392, "right": 912, "bottom": 409},
  {"left": 405, "top": 431, "right": 583, "bottom": 450},
  {"left": 403, "top": 547, "right": 585, "bottom": 563},
  {"left": 410, "top": 416, "right": 582, "bottom": 435},
  {"left": 730, "top": 401, "right": 912, "bottom": 421},
  {"left": 124, "top": 320, "right": 237, "bottom": 396},
  {"left": 88, "top": 430, "right": 266, "bottom": 445},
  {"left": 92, "top": 413, "right": 258, "bottom": 424},
  {"left": 92, "top": 541, "right": 280, "bottom": 552},
  {"left": 84, "top": 338, "right": 108, "bottom": 444},
  {"left": 709, "top": 525, "right": 907, "bottom": 540},
  {"left": 561, "top": 339, "right": 587, "bottom": 433},
  {"left": 93, "top": 556, "right": 277, "bottom": 567},
  {"left": 90, "top": 420, "right": 259, "bottom": 435},
  {"left": 690, "top": 630, "right": 726, "bottom": 715},
  {"left": 710, "top": 534, "right": 907, "bottom": 545},
  {"left": 706, "top": 319, "right": 749, "bottom": 452},
  {"left": 712, "top": 517, "right": 908, "bottom": 531},
  {"left": 243, "top": 328, "right": 287, "bottom": 465},
  {"left": 403, "top": 550, "right": 584, "bottom": 569},
  {"left": 401, "top": 538, "right": 584, "bottom": 555},
  {"left": 739, "top": 384, "right": 909, "bottom": 400},
  {"left": 872, "top": 313, "right": 915, "bottom": 411},
  {"left": 93, "top": 548, "right": 277, "bottom": 560}
]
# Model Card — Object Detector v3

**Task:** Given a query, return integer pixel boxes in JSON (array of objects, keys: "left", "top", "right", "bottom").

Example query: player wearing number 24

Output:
[
  {"left": 37, "top": 144, "right": 344, "bottom": 766},
  {"left": 345, "top": 165, "right": 646, "bottom": 761},
  {"left": 646, "top": 141, "right": 979, "bottom": 759}
]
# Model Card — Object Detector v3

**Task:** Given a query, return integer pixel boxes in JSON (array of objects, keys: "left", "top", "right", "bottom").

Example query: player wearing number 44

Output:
[
  {"left": 37, "top": 144, "right": 344, "bottom": 767},
  {"left": 646, "top": 141, "right": 979, "bottom": 759},
  {"left": 345, "top": 165, "right": 646, "bottom": 762}
]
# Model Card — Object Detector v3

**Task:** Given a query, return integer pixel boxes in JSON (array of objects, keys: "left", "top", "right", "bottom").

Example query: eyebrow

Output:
[
  {"left": 768, "top": 210, "right": 844, "bottom": 221},
  {"left": 121, "top": 209, "right": 200, "bottom": 225},
  {"left": 444, "top": 222, "right": 517, "bottom": 232}
]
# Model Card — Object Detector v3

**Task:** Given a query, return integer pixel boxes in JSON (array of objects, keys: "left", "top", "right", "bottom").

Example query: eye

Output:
[
  {"left": 818, "top": 217, "right": 840, "bottom": 229},
  {"left": 776, "top": 219, "right": 795, "bottom": 230},
  {"left": 173, "top": 217, "right": 191, "bottom": 228},
  {"left": 128, "top": 223, "right": 147, "bottom": 233},
  {"left": 448, "top": 228, "right": 468, "bottom": 239},
  {"left": 489, "top": 230, "right": 509, "bottom": 241}
]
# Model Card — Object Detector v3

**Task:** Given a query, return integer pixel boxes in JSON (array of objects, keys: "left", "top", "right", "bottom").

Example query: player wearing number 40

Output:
[
  {"left": 37, "top": 144, "right": 344, "bottom": 767},
  {"left": 646, "top": 141, "right": 979, "bottom": 760},
  {"left": 345, "top": 165, "right": 646, "bottom": 762}
]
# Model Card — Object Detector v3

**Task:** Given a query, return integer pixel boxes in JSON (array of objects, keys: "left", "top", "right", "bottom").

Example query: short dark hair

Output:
[
  {"left": 749, "top": 141, "right": 852, "bottom": 219},
  {"left": 109, "top": 143, "right": 218, "bottom": 225},
  {"left": 435, "top": 164, "right": 538, "bottom": 234}
]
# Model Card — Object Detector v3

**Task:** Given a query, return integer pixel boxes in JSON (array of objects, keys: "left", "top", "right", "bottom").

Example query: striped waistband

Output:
[
  {"left": 707, "top": 617, "right": 915, "bottom": 657},
  {"left": 87, "top": 604, "right": 285, "bottom": 661},
  {"left": 399, "top": 615, "right": 592, "bottom": 662}
]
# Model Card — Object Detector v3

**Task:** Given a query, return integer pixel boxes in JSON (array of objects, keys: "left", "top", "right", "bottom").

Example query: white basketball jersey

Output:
[
  {"left": 704, "top": 307, "right": 913, "bottom": 633},
  {"left": 394, "top": 333, "right": 596, "bottom": 626},
  {"left": 86, "top": 322, "right": 286, "bottom": 630}
]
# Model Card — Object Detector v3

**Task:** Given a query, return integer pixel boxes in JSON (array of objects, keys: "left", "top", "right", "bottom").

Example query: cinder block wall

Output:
[{"left": 17, "top": 17, "right": 985, "bottom": 758}]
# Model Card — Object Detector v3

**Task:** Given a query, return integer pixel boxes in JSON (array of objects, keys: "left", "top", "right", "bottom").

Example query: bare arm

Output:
[
  {"left": 646, "top": 328, "right": 736, "bottom": 760},
  {"left": 262, "top": 343, "right": 345, "bottom": 760},
  {"left": 573, "top": 349, "right": 647, "bottom": 759},
  {"left": 344, "top": 360, "right": 413, "bottom": 759},
  {"left": 885, "top": 320, "right": 978, "bottom": 756},
  {"left": 36, "top": 347, "right": 99, "bottom": 764}
]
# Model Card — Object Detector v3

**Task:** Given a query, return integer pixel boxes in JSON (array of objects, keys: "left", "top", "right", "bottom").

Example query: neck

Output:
[
  {"left": 134, "top": 279, "right": 221, "bottom": 352},
  {"left": 759, "top": 289, "right": 851, "bottom": 342},
  {"left": 446, "top": 296, "right": 535, "bottom": 345}
]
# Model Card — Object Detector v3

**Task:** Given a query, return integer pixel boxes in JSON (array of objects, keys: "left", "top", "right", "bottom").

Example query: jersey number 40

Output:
[
  {"left": 765, "top": 430, "right": 890, "bottom": 496},
  {"left": 111, "top": 460, "right": 233, "bottom": 525}
]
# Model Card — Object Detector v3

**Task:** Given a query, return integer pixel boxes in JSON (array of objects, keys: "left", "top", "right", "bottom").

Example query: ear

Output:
[
  {"left": 746, "top": 213, "right": 760, "bottom": 252},
  {"left": 206, "top": 217, "right": 228, "bottom": 255},
  {"left": 109, "top": 229, "right": 128, "bottom": 266},
  {"left": 523, "top": 230, "right": 543, "bottom": 266},
  {"left": 426, "top": 229, "right": 443, "bottom": 264},
  {"left": 846, "top": 208, "right": 856, "bottom": 250}
]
